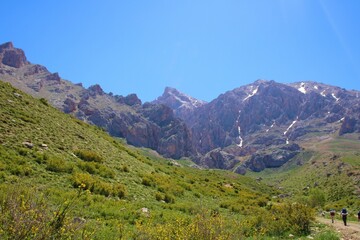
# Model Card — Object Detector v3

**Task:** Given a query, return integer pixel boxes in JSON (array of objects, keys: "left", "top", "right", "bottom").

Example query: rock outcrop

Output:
[{"left": 0, "top": 42, "right": 29, "bottom": 68}]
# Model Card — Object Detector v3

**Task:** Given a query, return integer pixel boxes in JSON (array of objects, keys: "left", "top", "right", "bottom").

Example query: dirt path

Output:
[{"left": 316, "top": 217, "right": 360, "bottom": 240}]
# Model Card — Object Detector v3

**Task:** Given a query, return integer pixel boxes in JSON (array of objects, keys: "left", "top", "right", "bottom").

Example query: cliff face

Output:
[{"left": 158, "top": 80, "right": 360, "bottom": 172}]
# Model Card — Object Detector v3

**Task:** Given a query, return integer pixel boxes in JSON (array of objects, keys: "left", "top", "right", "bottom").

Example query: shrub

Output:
[
  {"left": 155, "top": 192, "right": 163, "bottom": 201},
  {"left": 134, "top": 209, "right": 240, "bottom": 239},
  {"left": 9, "top": 165, "right": 32, "bottom": 176},
  {"left": 0, "top": 184, "right": 89, "bottom": 239},
  {"left": 74, "top": 149, "right": 103, "bottom": 163},
  {"left": 71, "top": 172, "right": 126, "bottom": 198},
  {"left": 112, "top": 183, "right": 126, "bottom": 199},
  {"left": 39, "top": 97, "right": 49, "bottom": 106},
  {"left": 314, "top": 230, "right": 340, "bottom": 240},
  {"left": 164, "top": 194, "right": 175, "bottom": 203},
  {"left": 46, "top": 158, "right": 73, "bottom": 173},
  {"left": 121, "top": 165, "right": 130, "bottom": 172},
  {"left": 240, "top": 202, "right": 315, "bottom": 237},
  {"left": 142, "top": 176, "right": 155, "bottom": 187},
  {"left": 78, "top": 162, "right": 115, "bottom": 178}
]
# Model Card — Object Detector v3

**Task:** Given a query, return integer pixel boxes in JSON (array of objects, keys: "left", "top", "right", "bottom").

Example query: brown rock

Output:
[
  {"left": 0, "top": 42, "right": 28, "bottom": 68},
  {"left": 63, "top": 98, "right": 77, "bottom": 113},
  {"left": 46, "top": 72, "right": 61, "bottom": 81}
]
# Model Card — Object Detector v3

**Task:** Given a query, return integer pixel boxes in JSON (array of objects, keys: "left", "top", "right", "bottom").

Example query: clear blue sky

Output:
[{"left": 2, "top": 0, "right": 360, "bottom": 102}]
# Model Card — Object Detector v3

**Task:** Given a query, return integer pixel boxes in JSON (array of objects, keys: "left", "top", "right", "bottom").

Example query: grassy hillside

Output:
[
  {"left": 0, "top": 80, "right": 343, "bottom": 239},
  {"left": 247, "top": 134, "right": 360, "bottom": 219}
]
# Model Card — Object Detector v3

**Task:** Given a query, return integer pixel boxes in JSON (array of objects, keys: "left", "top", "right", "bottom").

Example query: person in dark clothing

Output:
[
  {"left": 341, "top": 208, "right": 348, "bottom": 226},
  {"left": 358, "top": 210, "right": 360, "bottom": 222},
  {"left": 330, "top": 209, "right": 336, "bottom": 223}
]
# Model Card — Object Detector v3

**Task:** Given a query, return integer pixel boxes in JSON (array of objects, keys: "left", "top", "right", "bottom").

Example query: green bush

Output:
[
  {"left": 314, "top": 230, "right": 340, "bottom": 240},
  {"left": 46, "top": 158, "right": 73, "bottom": 173},
  {"left": 39, "top": 97, "right": 49, "bottom": 106},
  {"left": 71, "top": 172, "right": 126, "bottom": 198},
  {"left": 240, "top": 202, "right": 315, "bottom": 237},
  {"left": 164, "top": 194, "right": 175, "bottom": 203},
  {"left": 78, "top": 161, "right": 115, "bottom": 178},
  {"left": 0, "top": 184, "right": 89, "bottom": 239},
  {"left": 155, "top": 192, "right": 163, "bottom": 201},
  {"left": 142, "top": 176, "right": 155, "bottom": 187},
  {"left": 74, "top": 149, "right": 103, "bottom": 163}
]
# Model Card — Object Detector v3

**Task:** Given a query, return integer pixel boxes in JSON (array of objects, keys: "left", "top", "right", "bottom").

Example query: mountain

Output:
[
  {"left": 153, "top": 87, "right": 206, "bottom": 123},
  {"left": 156, "top": 80, "right": 360, "bottom": 172},
  {"left": 0, "top": 42, "right": 193, "bottom": 159},
  {"left": 1, "top": 42, "right": 360, "bottom": 174}
]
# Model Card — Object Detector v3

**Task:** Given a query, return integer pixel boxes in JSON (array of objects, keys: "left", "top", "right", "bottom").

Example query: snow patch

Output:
[
  {"left": 237, "top": 126, "right": 243, "bottom": 147},
  {"left": 314, "top": 85, "right": 318, "bottom": 90},
  {"left": 298, "top": 82, "right": 306, "bottom": 94},
  {"left": 284, "top": 119, "right": 297, "bottom": 136},
  {"left": 266, "top": 121, "right": 275, "bottom": 132},
  {"left": 243, "top": 87, "right": 258, "bottom": 101},
  {"left": 331, "top": 93, "right": 340, "bottom": 102},
  {"left": 320, "top": 90, "right": 326, "bottom": 97},
  {"left": 338, "top": 117, "right": 345, "bottom": 123},
  {"left": 236, "top": 110, "right": 243, "bottom": 147}
]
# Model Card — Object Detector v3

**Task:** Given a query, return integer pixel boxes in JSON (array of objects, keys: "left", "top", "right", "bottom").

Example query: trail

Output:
[{"left": 317, "top": 217, "right": 360, "bottom": 240}]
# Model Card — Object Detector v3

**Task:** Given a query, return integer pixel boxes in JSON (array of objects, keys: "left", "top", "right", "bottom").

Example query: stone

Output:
[
  {"left": 22, "top": 141, "right": 34, "bottom": 148},
  {"left": 63, "top": 98, "right": 77, "bottom": 113}
]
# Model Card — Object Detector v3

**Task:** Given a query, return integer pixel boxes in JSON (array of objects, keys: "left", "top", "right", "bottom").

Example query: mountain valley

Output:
[{"left": 0, "top": 42, "right": 359, "bottom": 238}]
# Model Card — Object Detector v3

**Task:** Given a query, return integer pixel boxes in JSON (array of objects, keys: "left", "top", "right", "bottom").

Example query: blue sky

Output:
[{"left": 2, "top": 0, "right": 360, "bottom": 102}]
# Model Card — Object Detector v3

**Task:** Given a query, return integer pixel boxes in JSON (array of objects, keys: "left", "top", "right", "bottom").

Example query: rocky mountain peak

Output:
[
  {"left": 157, "top": 87, "right": 206, "bottom": 109},
  {"left": 0, "top": 42, "right": 14, "bottom": 51},
  {"left": 153, "top": 87, "right": 207, "bottom": 124},
  {"left": 115, "top": 93, "right": 142, "bottom": 106},
  {"left": 88, "top": 84, "right": 105, "bottom": 96},
  {"left": 0, "top": 42, "right": 29, "bottom": 68}
]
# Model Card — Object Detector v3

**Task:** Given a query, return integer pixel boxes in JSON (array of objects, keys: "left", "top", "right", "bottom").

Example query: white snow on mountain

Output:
[
  {"left": 243, "top": 86, "right": 258, "bottom": 101},
  {"left": 332, "top": 93, "right": 340, "bottom": 102},
  {"left": 266, "top": 121, "right": 275, "bottom": 132},
  {"left": 236, "top": 110, "right": 243, "bottom": 147},
  {"left": 284, "top": 119, "right": 297, "bottom": 136},
  {"left": 298, "top": 82, "right": 306, "bottom": 94},
  {"left": 321, "top": 90, "right": 326, "bottom": 97}
]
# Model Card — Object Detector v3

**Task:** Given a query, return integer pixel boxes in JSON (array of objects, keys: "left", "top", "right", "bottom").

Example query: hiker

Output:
[
  {"left": 358, "top": 210, "right": 360, "bottom": 222},
  {"left": 341, "top": 208, "right": 348, "bottom": 226},
  {"left": 330, "top": 209, "right": 336, "bottom": 223}
]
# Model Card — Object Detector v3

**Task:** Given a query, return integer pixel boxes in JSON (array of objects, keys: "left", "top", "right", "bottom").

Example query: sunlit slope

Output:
[
  {"left": 248, "top": 133, "right": 360, "bottom": 211},
  {"left": 0, "top": 80, "right": 283, "bottom": 238}
]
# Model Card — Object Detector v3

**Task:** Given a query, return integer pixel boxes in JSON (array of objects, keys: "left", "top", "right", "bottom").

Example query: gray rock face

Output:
[
  {"left": 197, "top": 148, "right": 238, "bottom": 169},
  {"left": 244, "top": 144, "right": 300, "bottom": 172}
]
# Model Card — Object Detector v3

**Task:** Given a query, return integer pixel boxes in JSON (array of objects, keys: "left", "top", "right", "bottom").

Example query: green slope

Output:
[
  {"left": 0, "top": 80, "right": 336, "bottom": 239},
  {"left": 247, "top": 134, "right": 360, "bottom": 217}
]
